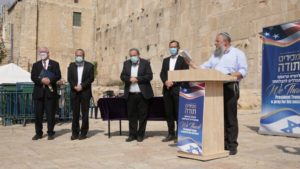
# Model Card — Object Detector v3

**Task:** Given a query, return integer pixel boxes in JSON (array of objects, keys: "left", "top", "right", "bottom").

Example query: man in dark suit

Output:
[
  {"left": 160, "top": 40, "right": 189, "bottom": 142},
  {"left": 31, "top": 47, "right": 61, "bottom": 140},
  {"left": 68, "top": 49, "right": 94, "bottom": 140},
  {"left": 120, "top": 48, "right": 154, "bottom": 142}
]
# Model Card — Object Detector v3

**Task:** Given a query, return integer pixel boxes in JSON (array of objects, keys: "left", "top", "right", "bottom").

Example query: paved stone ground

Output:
[{"left": 0, "top": 111, "right": 299, "bottom": 169}]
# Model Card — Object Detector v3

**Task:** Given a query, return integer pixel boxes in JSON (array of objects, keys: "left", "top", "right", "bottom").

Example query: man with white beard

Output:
[{"left": 187, "top": 32, "right": 248, "bottom": 155}]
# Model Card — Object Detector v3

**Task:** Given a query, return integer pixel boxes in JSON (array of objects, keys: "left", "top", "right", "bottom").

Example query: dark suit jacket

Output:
[
  {"left": 67, "top": 61, "right": 95, "bottom": 100},
  {"left": 31, "top": 59, "right": 61, "bottom": 99},
  {"left": 160, "top": 55, "right": 189, "bottom": 95},
  {"left": 120, "top": 58, "right": 154, "bottom": 100}
]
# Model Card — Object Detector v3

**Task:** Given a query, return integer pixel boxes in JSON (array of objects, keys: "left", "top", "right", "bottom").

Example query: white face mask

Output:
[{"left": 39, "top": 52, "right": 48, "bottom": 60}]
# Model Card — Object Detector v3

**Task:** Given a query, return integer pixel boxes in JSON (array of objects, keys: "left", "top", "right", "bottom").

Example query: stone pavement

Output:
[{"left": 0, "top": 111, "right": 299, "bottom": 169}]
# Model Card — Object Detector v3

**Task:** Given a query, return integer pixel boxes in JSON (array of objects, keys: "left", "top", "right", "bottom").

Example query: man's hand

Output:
[
  {"left": 165, "top": 80, "right": 174, "bottom": 89},
  {"left": 130, "top": 77, "right": 138, "bottom": 83},
  {"left": 74, "top": 85, "right": 83, "bottom": 92},
  {"left": 41, "top": 77, "right": 50, "bottom": 85},
  {"left": 229, "top": 72, "right": 243, "bottom": 80}
]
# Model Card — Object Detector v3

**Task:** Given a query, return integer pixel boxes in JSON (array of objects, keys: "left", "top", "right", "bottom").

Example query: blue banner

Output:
[
  {"left": 177, "top": 82, "right": 205, "bottom": 155},
  {"left": 260, "top": 21, "right": 300, "bottom": 137}
]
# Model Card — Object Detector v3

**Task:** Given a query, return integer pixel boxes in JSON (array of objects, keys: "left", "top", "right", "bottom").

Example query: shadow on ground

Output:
[
  {"left": 276, "top": 145, "right": 300, "bottom": 155},
  {"left": 88, "top": 129, "right": 104, "bottom": 137},
  {"left": 104, "top": 130, "right": 168, "bottom": 138},
  {"left": 244, "top": 125, "right": 259, "bottom": 132},
  {"left": 55, "top": 129, "right": 71, "bottom": 137}
]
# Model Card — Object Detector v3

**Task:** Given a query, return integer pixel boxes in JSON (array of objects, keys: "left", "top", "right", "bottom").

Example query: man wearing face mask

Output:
[
  {"left": 31, "top": 47, "right": 61, "bottom": 140},
  {"left": 160, "top": 40, "right": 189, "bottom": 142},
  {"left": 120, "top": 48, "right": 154, "bottom": 142},
  {"left": 68, "top": 49, "right": 94, "bottom": 140},
  {"left": 186, "top": 32, "right": 248, "bottom": 155}
]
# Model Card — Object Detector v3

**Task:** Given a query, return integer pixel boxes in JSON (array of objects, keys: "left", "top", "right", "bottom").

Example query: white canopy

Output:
[{"left": 0, "top": 63, "right": 32, "bottom": 84}]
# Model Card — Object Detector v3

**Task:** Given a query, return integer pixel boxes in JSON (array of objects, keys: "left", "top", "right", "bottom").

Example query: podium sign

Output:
[
  {"left": 177, "top": 82, "right": 205, "bottom": 155},
  {"left": 168, "top": 69, "right": 236, "bottom": 161}
]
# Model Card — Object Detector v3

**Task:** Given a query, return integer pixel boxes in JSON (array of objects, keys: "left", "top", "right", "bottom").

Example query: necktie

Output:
[{"left": 43, "top": 60, "right": 46, "bottom": 70}]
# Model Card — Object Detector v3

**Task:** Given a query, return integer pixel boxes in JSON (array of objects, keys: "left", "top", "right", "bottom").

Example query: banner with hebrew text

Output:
[
  {"left": 260, "top": 21, "right": 300, "bottom": 137},
  {"left": 177, "top": 82, "right": 205, "bottom": 155}
]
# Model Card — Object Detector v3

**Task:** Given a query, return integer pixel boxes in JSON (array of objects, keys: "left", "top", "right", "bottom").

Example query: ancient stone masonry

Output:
[{"left": 3, "top": 0, "right": 300, "bottom": 108}]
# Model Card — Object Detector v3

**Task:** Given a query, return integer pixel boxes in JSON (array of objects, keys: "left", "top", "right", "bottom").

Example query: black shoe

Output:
[
  {"left": 174, "top": 138, "right": 178, "bottom": 143},
  {"left": 71, "top": 135, "right": 79, "bottom": 140},
  {"left": 48, "top": 134, "right": 55, "bottom": 140},
  {"left": 137, "top": 136, "right": 144, "bottom": 142},
  {"left": 229, "top": 149, "right": 238, "bottom": 155},
  {"left": 78, "top": 135, "right": 87, "bottom": 140},
  {"left": 32, "top": 134, "right": 43, "bottom": 140},
  {"left": 162, "top": 135, "right": 175, "bottom": 142},
  {"left": 126, "top": 136, "right": 136, "bottom": 142}
]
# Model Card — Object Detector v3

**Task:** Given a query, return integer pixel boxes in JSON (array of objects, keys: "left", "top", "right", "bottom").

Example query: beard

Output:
[{"left": 214, "top": 46, "right": 225, "bottom": 57}]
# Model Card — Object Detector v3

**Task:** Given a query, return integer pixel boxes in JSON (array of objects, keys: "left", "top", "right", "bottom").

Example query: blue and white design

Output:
[
  {"left": 260, "top": 108, "right": 300, "bottom": 135},
  {"left": 260, "top": 20, "right": 300, "bottom": 137},
  {"left": 177, "top": 138, "right": 202, "bottom": 155},
  {"left": 177, "top": 82, "right": 205, "bottom": 155}
]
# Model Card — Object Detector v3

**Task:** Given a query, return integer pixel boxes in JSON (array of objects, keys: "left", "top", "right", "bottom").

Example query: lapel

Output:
[
  {"left": 165, "top": 57, "right": 170, "bottom": 71},
  {"left": 47, "top": 60, "right": 52, "bottom": 71},
  {"left": 82, "top": 61, "right": 88, "bottom": 81},
  {"left": 38, "top": 60, "right": 43, "bottom": 72},
  {"left": 127, "top": 60, "right": 132, "bottom": 76},
  {"left": 73, "top": 63, "right": 78, "bottom": 83},
  {"left": 174, "top": 56, "right": 182, "bottom": 70},
  {"left": 137, "top": 59, "right": 143, "bottom": 76}
]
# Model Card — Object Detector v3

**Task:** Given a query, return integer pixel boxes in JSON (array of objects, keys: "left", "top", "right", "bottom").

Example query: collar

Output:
[
  {"left": 131, "top": 60, "right": 140, "bottom": 66},
  {"left": 76, "top": 61, "right": 85, "bottom": 67},
  {"left": 170, "top": 54, "right": 179, "bottom": 59},
  {"left": 42, "top": 59, "right": 49, "bottom": 63},
  {"left": 223, "top": 46, "right": 232, "bottom": 54}
]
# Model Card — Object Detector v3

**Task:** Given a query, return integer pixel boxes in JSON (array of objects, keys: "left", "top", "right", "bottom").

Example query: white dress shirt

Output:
[
  {"left": 201, "top": 46, "right": 248, "bottom": 78},
  {"left": 129, "top": 63, "right": 141, "bottom": 92},
  {"left": 169, "top": 54, "right": 178, "bottom": 71},
  {"left": 77, "top": 64, "right": 84, "bottom": 85}
]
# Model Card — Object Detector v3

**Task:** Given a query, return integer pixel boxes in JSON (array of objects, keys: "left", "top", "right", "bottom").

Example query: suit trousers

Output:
[
  {"left": 71, "top": 95, "right": 90, "bottom": 136},
  {"left": 127, "top": 93, "right": 149, "bottom": 138},
  {"left": 224, "top": 82, "right": 240, "bottom": 150},
  {"left": 163, "top": 89, "right": 179, "bottom": 136},
  {"left": 34, "top": 90, "right": 56, "bottom": 136}
]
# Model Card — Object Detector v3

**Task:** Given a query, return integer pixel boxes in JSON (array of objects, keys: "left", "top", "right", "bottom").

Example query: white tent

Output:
[{"left": 0, "top": 63, "right": 32, "bottom": 84}]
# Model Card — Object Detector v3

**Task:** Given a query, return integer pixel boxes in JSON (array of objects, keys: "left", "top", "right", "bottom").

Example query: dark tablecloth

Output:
[{"left": 98, "top": 97, "right": 166, "bottom": 121}]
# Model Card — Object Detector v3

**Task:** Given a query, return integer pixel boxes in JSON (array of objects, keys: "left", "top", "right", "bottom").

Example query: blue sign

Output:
[
  {"left": 260, "top": 21, "right": 300, "bottom": 136},
  {"left": 177, "top": 82, "right": 205, "bottom": 155}
]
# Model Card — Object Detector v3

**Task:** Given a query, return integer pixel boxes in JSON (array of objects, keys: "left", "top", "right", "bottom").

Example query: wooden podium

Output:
[{"left": 168, "top": 69, "right": 237, "bottom": 161}]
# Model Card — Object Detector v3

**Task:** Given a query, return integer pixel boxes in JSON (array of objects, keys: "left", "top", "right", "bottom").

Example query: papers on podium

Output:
[{"left": 180, "top": 49, "right": 192, "bottom": 63}]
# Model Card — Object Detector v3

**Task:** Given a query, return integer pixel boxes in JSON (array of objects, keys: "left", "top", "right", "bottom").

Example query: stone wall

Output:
[
  {"left": 3, "top": 0, "right": 300, "bottom": 109},
  {"left": 95, "top": 0, "right": 300, "bottom": 108},
  {"left": 3, "top": 0, "right": 97, "bottom": 78}
]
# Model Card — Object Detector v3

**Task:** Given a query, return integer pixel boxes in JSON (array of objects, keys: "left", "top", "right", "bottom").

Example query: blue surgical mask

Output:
[
  {"left": 169, "top": 48, "right": 178, "bottom": 56},
  {"left": 130, "top": 56, "right": 139, "bottom": 64},
  {"left": 75, "top": 56, "right": 84, "bottom": 63}
]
